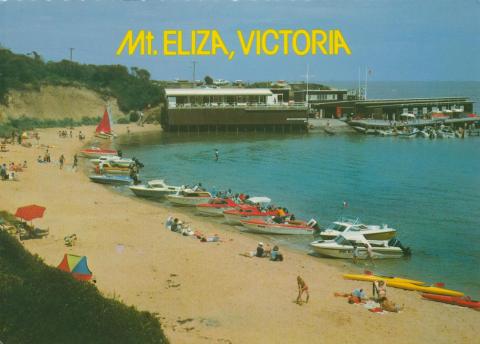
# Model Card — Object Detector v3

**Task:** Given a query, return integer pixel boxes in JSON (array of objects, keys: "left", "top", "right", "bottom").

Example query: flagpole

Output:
[{"left": 364, "top": 66, "right": 368, "bottom": 100}]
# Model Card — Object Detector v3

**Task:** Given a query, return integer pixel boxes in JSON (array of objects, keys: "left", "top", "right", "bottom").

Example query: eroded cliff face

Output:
[{"left": 0, "top": 85, "right": 125, "bottom": 122}]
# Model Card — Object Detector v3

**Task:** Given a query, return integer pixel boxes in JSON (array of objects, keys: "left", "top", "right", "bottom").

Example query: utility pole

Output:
[
  {"left": 192, "top": 61, "right": 197, "bottom": 86},
  {"left": 69, "top": 48, "right": 75, "bottom": 61}
]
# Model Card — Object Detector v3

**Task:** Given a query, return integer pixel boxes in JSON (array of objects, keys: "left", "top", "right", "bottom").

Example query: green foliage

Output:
[
  {"left": 0, "top": 116, "right": 102, "bottom": 137},
  {"left": 117, "top": 116, "right": 130, "bottom": 124},
  {"left": 204, "top": 75, "right": 213, "bottom": 85},
  {"left": 0, "top": 48, "right": 164, "bottom": 113},
  {"left": 129, "top": 111, "right": 140, "bottom": 123},
  {"left": 0, "top": 211, "right": 169, "bottom": 344}
]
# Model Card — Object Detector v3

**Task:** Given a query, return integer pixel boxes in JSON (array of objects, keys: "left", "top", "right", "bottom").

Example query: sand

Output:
[{"left": 1, "top": 125, "right": 477, "bottom": 344}]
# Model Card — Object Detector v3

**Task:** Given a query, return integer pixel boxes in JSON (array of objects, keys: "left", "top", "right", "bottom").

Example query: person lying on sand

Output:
[
  {"left": 335, "top": 288, "right": 367, "bottom": 304},
  {"left": 379, "top": 297, "right": 404, "bottom": 312}
]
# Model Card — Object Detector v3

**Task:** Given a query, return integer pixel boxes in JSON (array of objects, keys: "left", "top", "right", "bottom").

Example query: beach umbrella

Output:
[
  {"left": 15, "top": 204, "right": 46, "bottom": 222},
  {"left": 57, "top": 254, "right": 93, "bottom": 281}
]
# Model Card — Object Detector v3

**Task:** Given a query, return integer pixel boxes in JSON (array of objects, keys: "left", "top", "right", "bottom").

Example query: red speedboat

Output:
[
  {"left": 422, "top": 293, "right": 480, "bottom": 310},
  {"left": 223, "top": 208, "right": 286, "bottom": 225},
  {"left": 196, "top": 198, "right": 239, "bottom": 216},
  {"left": 240, "top": 218, "right": 316, "bottom": 235},
  {"left": 80, "top": 147, "right": 118, "bottom": 159}
]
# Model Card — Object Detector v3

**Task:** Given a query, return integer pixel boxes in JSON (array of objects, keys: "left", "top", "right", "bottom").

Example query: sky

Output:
[{"left": 0, "top": 0, "right": 479, "bottom": 82}]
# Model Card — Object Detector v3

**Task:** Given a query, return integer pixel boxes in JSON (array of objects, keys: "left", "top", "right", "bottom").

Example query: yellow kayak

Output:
[
  {"left": 343, "top": 273, "right": 425, "bottom": 286},
  {"left": 343, "top": 274, "right": 464, "bottom": 297}
]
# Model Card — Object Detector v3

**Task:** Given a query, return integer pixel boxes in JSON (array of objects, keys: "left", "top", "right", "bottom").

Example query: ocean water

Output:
[{"left": 117, "top": 82, "right": 480, "bottom": 297}]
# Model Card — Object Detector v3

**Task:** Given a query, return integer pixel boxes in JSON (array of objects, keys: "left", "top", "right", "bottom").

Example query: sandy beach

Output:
[{"left": 1, "top": 125, "right": 477, "bottom": 344}]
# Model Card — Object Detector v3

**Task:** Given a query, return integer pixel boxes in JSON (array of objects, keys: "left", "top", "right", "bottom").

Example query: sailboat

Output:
[{"left": 94, "top": 107, "right": 116, "bottom": 139}]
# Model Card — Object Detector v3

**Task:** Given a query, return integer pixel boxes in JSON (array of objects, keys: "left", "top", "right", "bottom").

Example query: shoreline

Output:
[{"left": 3, "top": 124, "right": 477, "bottom": 343}]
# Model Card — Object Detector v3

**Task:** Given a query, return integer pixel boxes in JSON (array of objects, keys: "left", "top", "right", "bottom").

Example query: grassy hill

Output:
[{"left": 0, "top": 211, "right": 168, "bottom": 344}]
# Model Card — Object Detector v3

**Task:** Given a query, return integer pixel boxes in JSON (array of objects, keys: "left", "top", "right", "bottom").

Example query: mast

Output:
[{"left": 365, "top": 67, "right": 369, "bottom": 100}]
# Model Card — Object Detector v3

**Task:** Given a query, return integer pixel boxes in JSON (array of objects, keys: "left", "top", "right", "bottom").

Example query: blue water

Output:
[{"left": 117, "top": 82, "right": 480, "bottom": 297}]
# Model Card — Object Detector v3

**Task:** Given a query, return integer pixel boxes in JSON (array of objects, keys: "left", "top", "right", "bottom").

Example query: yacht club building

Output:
[{"left": 162, "top": 88, "right": 308, "bottom": 132}]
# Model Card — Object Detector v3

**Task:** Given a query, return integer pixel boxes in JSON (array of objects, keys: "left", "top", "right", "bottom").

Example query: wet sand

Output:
[{"left": 2, "top": 125, "right": 477, "bottom": 343}]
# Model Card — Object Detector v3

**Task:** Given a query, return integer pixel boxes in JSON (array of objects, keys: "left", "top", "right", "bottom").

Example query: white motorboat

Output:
[
  {"left": 239, "top": 218, "right": 317, "bottom": 235},
  {"left": 167, "top": 189, "right": 212, "bottom": 206},
  {"left": 129, "top": 179, "right": 181, "bottom": 198},
  {"left": 310, "top": 233, "right": 410, "bottom": 259},
  {"left": 90, "top": 155, "right": 134, "bottom": 167},
  {"left": 317, "top": 218, "right": 396, "bottom": 240}
]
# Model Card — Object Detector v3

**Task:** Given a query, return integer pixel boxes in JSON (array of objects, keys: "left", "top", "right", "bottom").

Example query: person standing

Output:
[
  {"left": 352, "top": 243, "right": 359, "bottom": 264},
  {"left": 296, "top": 276, "right": 309, "bottom": 304},
  {"left": 214, "top": 149, "right": 219, "bottom": 161},
  {"left": 72, "top": 154, "right": 78, "bottom": 170},
  {"left": 59, "top": 154, "right": 65, "bottom": 169}
]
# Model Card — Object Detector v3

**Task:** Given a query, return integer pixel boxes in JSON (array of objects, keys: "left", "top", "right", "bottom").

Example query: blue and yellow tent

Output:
[{"left": 57, "top": 254, "right": 93, "bottom": 281}]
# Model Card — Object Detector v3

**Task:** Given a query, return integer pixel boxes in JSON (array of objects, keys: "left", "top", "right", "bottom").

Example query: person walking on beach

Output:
[
  {"left": 366, "top": 242, "right": 375, "bottom": 265},
  {"left": 352, "top": 243, "right": 359, "bottom": 264},
  {"left": 59, "top": 154, "right": 65, "bottom": 169},
  {"left": 296, "top": 276, "right": 309, "bottom": 304},
  {"left": 72, "top": 154, "right": 78, "bottom": 170}
]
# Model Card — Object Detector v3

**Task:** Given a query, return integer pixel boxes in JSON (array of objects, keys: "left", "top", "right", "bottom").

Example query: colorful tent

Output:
[
  {"left": 15, "top": 204, "right": 46, "bottom": 222},
  {"left": 57, "top": 254, "right": 93, "bottom": 281}
]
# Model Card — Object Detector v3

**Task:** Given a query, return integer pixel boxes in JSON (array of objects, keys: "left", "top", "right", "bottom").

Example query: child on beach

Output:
[{"left": 296, "top": 276, "right": 309, "bottom": 304}]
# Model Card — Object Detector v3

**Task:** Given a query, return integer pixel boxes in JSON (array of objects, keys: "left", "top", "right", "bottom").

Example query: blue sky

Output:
[{"left": 0, "top": 0, "right": 479, "bottom": 82}]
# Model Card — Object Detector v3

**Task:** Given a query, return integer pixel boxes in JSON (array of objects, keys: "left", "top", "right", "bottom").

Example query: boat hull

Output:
[
  {"left": 81, "top": 149, "right": 117, "bottom": 159},
  {"left": 129, "top": 187, "right": 176, "bottom": 198},
  {"left": 343, "top": 274, "right": 425, "bottom": 286},
  {"left": 311, "top": 244, "right": 404, "bottom": 259},
  {"left": 167, "top": 195, "right": 211, "bottom": 206},
  {"left": 89, "top": 175, "right": 132, "bottom": 186},
  {"left": 240, "top": 221, "right": 314, "bottom": 235},
  {"left": 223, "top": 212, "right": 271, "bottom": 225},
  {"left": 422, "top": 293, "right": 479, "bottom": 309},
  {"left": 196, "top": 206, "right": 234, "bottom": 216}
]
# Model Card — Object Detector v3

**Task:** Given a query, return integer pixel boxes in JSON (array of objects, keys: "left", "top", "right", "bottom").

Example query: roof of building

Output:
[{"left": 165, "top": 88, "right": 273, "bottom": 96}]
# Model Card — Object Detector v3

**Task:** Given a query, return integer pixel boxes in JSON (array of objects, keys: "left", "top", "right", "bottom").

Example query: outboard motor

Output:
[{"left": 388, "top": 238, "right": 412, "bottom": 257}]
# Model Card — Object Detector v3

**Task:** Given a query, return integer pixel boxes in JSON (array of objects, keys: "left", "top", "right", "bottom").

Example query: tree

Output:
[{"left": 204, "top": 75, "right": 213, "bottom": 85}]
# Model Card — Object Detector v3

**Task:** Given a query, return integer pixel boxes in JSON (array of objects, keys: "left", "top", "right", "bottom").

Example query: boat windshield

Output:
[
  {"left": 329, "top": 223, "right": 348, "bottom": 232},
  {"left": 334, "top": 236, "right": 350, "bottom": 245}
]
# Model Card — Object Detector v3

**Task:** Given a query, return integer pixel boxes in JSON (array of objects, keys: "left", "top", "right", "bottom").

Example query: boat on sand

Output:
[
  {"left": 80, "top": 147, "right": 118, "bottom": 159},
  {"left": 167, "top": 189, "right": 212, "bottom": 206},
  {"left": 89, "top": 174, "right": 132, "bottom": 186},
  {"left": 196, "top": 198, "right": 239, "bottom": 216},
  {"left": 239, "top": 218, "right": 317, "bottom": 235},
  {"left": 310, "top": 233, "right": 410, "bottom": 259},
  {"left": 129, "top": 180, "right": 181, "bottom": 198}
]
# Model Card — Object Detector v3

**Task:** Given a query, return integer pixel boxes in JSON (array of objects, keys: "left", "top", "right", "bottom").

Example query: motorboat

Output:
[
  {"left": 437, "top": 128, "right": 455, "bottom": 139},
  {"left": 167, "top": 189, "right": 213, "bottom": 206},
  {"left": 89, "top": 174, "right": 132, "bottom": 186},
  {"left": 80, "top": 147, "right": 118, "bottom": 158},
  {"left": 90, "top": 155, "right": 134, "bottom": 168},
  {"left": 239, "top": 218, "right": 317, "bottom": 235},
  {"left": 196, "top": 198, "right": 239, "bottom": 216},
  {"left": 129, "top": 179, "right": 181, "bottom": 198},
  {"left": 376, "top": 129, "right": 394, "bottom": 136},
  {"left": 317, "top": 218, "right": 396, "bottom": 240},
  {"left": 417, "top": 129, "right": 430, "bottom": 138},
  {"left": 224, "top": 206, "right": 284, "bottom": 225},
  {"left": 93, "top": 162, "right": 131, "bottom": 175},
  {"left": 310, "top": 233, "right": 410, "bottom": 259},
  {"left": 398, "top": 127, "right": 419, "bottom": 138}
]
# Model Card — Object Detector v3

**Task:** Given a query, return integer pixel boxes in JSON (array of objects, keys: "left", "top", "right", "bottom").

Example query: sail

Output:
[{"left": 95, "top": 108, "right": 112, "bottom": 134}]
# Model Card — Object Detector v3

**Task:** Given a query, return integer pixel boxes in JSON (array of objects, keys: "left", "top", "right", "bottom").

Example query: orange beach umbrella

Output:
[{"left": 15, "top": 204, "right": 46, "bottom": 222}]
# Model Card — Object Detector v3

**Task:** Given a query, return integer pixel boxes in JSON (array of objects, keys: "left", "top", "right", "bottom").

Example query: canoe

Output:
[
  {"left": 343, "top": 274, "right": 464, "bottom": 297},
  {"left": 343, "top": 273, "right": 425, "bottom": 286},
  {"left": 422, "top": 293, "right": 480, "bottom": 309}
]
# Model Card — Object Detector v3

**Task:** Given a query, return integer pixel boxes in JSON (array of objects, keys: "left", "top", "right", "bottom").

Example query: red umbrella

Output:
[{"left": 15, "top": 205, "right": 46, "bottom": 222}]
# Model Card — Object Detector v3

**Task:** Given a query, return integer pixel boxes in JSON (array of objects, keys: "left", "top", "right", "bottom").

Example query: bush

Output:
[
  {"left": 117, "top": 116, "right": 130, "bottom": 124},
  {"left": 129, "top": 111, "right": 140, "bottom": 123},
  {"left": 0, "top": 48, "right": 165, "bottom": 113}
]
